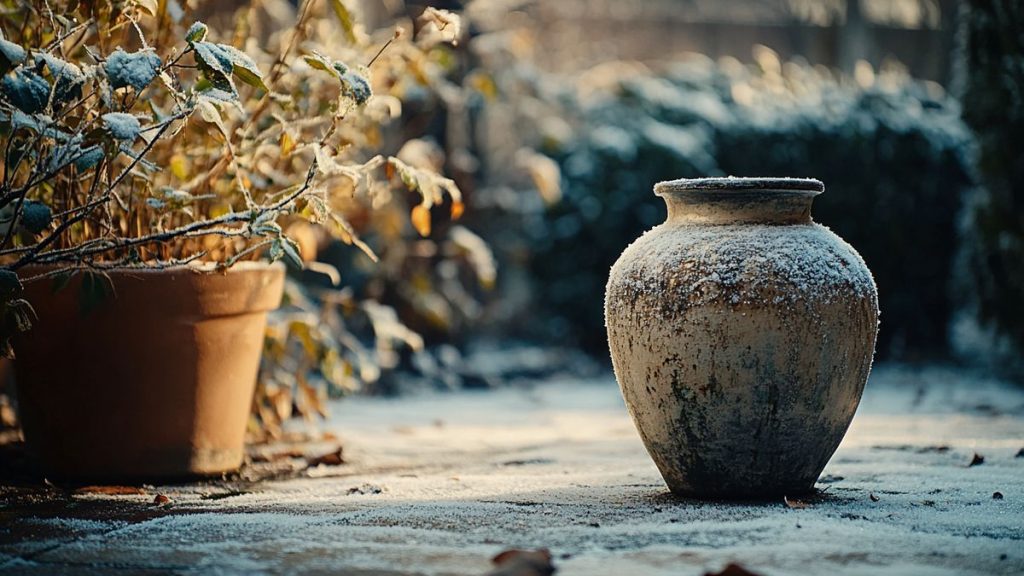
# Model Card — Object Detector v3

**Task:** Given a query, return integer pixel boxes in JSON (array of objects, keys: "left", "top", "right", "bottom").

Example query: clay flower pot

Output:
[
  {"left": 605, "top": 177, "right": 878, "bottom": 498},
  {"left": 13, "top": 262, "right": 285, "bottom": 481}
]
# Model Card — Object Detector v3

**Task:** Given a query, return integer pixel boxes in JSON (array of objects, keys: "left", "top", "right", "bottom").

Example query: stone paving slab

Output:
[{"left": 1, "top": 363, "right": 1023, "bottom": 575}]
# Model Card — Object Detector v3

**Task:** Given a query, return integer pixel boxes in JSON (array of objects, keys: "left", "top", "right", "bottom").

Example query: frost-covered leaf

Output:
[
  {"left": 105, "top": 48, "right": 162, "bottom": 91},
  {"left": 100, "top": 112, "right": 142, "bottom": 141},
  {"left": 329, "top": 0, "right": 357, "bottom": 44},
  {"left": 421, "top": 7, "right": 462, "bottom": 46},
  {"left": 45, "top": 141, "right": 81, "bottom": 172},
  {"left": 449, "top": 226, "right": 496, "bottom": 289},
  {"left": 363, "top": 300, "right": 424, "bottom": 351},
  {"left": 302, "top": 52, "right": 340, "bottom": 78},
  {"left": 341, "top": 71, "right": 371, "bottom": 105},
  {"left": 73, "top": 145, "right": 104, "bottom": 171},
  {"left": 250, "top": 210, "right": 283, "bottom": 236},
  {"left": 0, "top": 109, "right": 40, "bottom": 132},
  {"left": 387, "top": 157, "right": 462, "bottom": 210},
  {"left": 194, "top": 84, "right": 238, "bottom": 103},
  {"left": 1, "top": 69, "right": 50, "bottom": 113},
  {"left": 20, "top": 200, "right": 51, "bottom": 234},
  {"left": 215, "top": 43, "right": 266, "bottom": 90},
  {"left": 278, "top": 236, "right": 304, "bottom": 269},
  {"left": 146, "top": 188, "right": 214, "bottom": 211},
  {"left": 0, "top": 37, "right": 26, "bottom": 75},
  {"left": 327, "top": 211, "right": 378, "bottom": 262},
  {"left": 0, "top": 269, "right": 22, "bottom": 298},
  {"left": 387, "top": 157, "right": 462, "bottom": 236},
  {"left": 196, "top": 97, "right": 228, "bottom": 137},
  {"left": 35, "top": 53, "right": 84, "bottom": 104},
  {"left": 185, "top": 21, "right": 208, "bottom": 43},
  {"left": 191, "top": 41, "right": 235, "bottom": 95}
]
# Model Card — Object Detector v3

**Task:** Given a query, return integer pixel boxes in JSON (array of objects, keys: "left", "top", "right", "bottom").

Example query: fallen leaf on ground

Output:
[
  {"left": 783, "top": 496, "right": 809, "bottom": 509},
  {"left": 73, "top": 485, "right": 147, "bottom": 496},
  {"left": 869, "top": 493, "right": 880, "bottom": 502},
  {"left": 250, "top": 448, "right": 306, "bottom": 463},
  {"left": 306, "top": 446, "right": 344, "bottom": 467},
  {"left": 153, "top": 494, "right": 172, "bottom": 505},
  {"left": 487, "top": 548, "right": 555, "bottom": 576},
  {"left": 704, "top": 563, "right": 764, "bottom": 576},
  {"left": 968, "top": 453, "right": 985, "bottom": 467}
]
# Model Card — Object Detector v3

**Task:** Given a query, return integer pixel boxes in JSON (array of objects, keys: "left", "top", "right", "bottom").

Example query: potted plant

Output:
[{"left": 0, "top": 0, "right": 463, "bottom": 480}]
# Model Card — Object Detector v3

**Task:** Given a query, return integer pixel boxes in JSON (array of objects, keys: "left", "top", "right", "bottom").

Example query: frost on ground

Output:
[{"left": 1, "top": 362, "right": 1022, "bottom": 576}]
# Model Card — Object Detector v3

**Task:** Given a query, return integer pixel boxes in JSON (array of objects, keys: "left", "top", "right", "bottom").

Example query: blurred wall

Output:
[{"left": 527, "top": 0, "right": 958, "bottom": 85}]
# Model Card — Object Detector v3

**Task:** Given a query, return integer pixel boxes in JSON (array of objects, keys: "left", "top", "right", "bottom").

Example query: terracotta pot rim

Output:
[
  {"left": 655, "top": 177, "right": 824, "bottom": 196},
  {"left": 19, "top": 260, "right": 284, "bottom": 282}
]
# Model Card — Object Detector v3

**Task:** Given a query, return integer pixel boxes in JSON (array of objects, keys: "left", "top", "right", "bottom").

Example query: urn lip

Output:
[{"left": 655, "top": 177, "right": 824, "bottom": 196}]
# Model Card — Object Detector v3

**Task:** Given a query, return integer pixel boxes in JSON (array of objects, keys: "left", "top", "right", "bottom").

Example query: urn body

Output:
[{"left": 605, "top": 177, "right": 878, "bottom": 498}]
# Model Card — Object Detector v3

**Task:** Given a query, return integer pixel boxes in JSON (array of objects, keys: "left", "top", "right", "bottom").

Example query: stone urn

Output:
[{"left": 605, "top": 177, "right": 878, "bottom": 498}]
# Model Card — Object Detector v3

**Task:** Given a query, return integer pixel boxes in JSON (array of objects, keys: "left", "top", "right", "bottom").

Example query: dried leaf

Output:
[
  {"left": 968, "top": 453, "right": 985, "bottom": 467},
  {"left": 703, "top": 563, "right": 764, "bottom": 576},
  {"left": 307, "top": 446, "right": 344, "bottom": 467},
  {"left": 783, "top": 496, "right": 809, "bottom": 509},
  {"left": 73, "top": 485, "right": 147, "bottom": 496},
  {"left": 411, "top": 204, "right": 431, "bottom": 237},
  {"left": 488, "top": 549, "right": 555, "bottom": 576}
]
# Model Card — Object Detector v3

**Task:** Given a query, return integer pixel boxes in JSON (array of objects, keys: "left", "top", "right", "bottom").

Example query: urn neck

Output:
[{"left": 655, "top": 177, "right": 824, "bottom": 225}]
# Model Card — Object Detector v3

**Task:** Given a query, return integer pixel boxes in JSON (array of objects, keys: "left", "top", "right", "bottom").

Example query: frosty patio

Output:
[{"left": 2, "top": 362, "right": 1022, "bottom": 576}]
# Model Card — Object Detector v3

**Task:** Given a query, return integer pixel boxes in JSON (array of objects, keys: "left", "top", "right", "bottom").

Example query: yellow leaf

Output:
[
  {"left": 280, "top": 131, "right": 295, "bottom": 157},
  {"left": 411, "top": 204, "right": 431, "bottom": 237},
  {"left": 467, "top": 71, "right": 497, "bottom": 101},
  {"left": 450, "top": 200, "right": 464, "bottom": 220},
  {"left": 330, "top": 0, "right": 357, "bottom": 44},
  {"left": 169, "top": 154, "right": 189, "bottom": 180}
]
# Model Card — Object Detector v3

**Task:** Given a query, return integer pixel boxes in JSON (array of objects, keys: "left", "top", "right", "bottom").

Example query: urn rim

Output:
[{"left": 655, "top": 177, "right": 824, "bottom": 196}]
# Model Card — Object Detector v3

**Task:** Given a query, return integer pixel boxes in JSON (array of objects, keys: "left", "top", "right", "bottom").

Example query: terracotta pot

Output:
[
  {"left": 605, "top": 177, "right": 878, "bottom": 498},
  {"left": 13, "top": 262, "right": 285, "bottom": 481}
]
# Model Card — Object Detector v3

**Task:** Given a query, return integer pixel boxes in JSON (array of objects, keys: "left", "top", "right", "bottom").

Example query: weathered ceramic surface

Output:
[{"left": 605, "top": 177, "right": 878, "bottom": 498}]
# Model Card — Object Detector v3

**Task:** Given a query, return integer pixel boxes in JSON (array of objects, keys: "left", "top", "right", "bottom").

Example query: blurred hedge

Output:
[
  {"left": 528, "top": 55, "right": 975, "bottom": 360},
  {"left": 955, "top": 0, "right": 1024, "bottom": 377}
]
